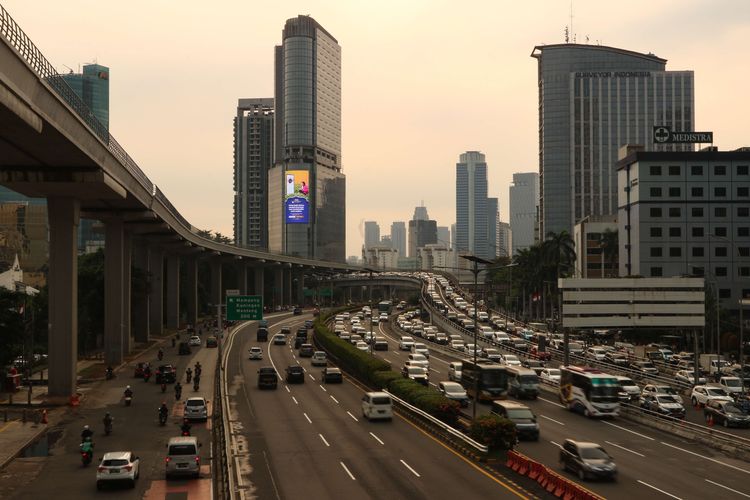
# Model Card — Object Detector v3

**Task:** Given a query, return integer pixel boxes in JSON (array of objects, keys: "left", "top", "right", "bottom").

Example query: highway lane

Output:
[
  {"left": 377, "top": 317, "right": 750, "bottom": 499},
  {"left": 227, "top": 314, "right": 535, "bottom": 499}
]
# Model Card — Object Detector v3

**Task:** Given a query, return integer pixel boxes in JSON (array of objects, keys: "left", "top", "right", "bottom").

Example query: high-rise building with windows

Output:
[
  {"left": 391, "top": 221, "right": 406, "bottom": 256},
  {"left": 233, "top": 98, "right": 274, "bottom": 248},
  {"left": 437, "top": 226, "right": 450, "bottom": 248},
  {"left": 487, "top": 197, "right": 499, "bottom": 259},
  {"left": 532, "top": 43, "right": 694, "bottom": 237},
  {"left": 498, "top": 222, "right": 512, "bottom": 258},
  {"left": 455, "top": 151, "right": 491, "bottom": 259},
  {"left": 268, "top": 15, "right": 345, "bottom": 262},
  {"left": 510, "top": 172, "right": 539, "bottom": 255},
  {"left": 364, "top": 221, "right": 380, "bottom": 249}
]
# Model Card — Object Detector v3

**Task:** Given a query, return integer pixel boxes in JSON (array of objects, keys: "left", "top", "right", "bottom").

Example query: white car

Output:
[
  {"left": 184, "top": 397, "right": 209, "bottom": 421},
  {"left": 450, "top": 340, "right": 465, "bottom": 351},
  {"left": 411, "top": 343, "right": 430, "bottom": 358},
  {"left": 691, "top": 385, "right": 732, "bottom": 406},
  {"left": 248, "top": 347, "right": 263, "bottom": 360},
  {"left": 355, "top": 341, "right": 369, "bottom": 352},
  {"left": 188, "top": 336, "right": 201, "bottom": 346},
  {"left": 311, "top": 351, "right": 327, "bottom": 366},
  {"left": 540, "top": 368, "right": 561, "bottom": 384},
  {"left": 96, "top": 451, "right": 140, "bottom": 489},
  {"left": 674, "top": 370, "right": 706, "bottom": 386},
  {"left": 407, "top": 353, "right": 429, "bottom": 369},
  {"left": 501, "top": 354, "right": 522, "bottom": 367},
  {"left": 399, "top": 336, "right": 415, "bottom": 351}
]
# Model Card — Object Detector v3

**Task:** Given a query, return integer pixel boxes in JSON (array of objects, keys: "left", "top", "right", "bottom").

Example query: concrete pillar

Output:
[
  {"left": 253, "top": 265, "right": 265, "bottom": 309},
  {"left": 132, "top": 243, "right": 150, "bottom": 343},
  {"left": 284, "top": 266, "right": 292, "bottom": 306},
  {"left": 186, "top": 257, "right": 198, "bottom": 329},
  {"left": 296, "top": 271, "right": 305, "bottom": 306},
  {"left": 166, "top": 255, "right": 180, "bottom": 329},
  {"left": 122, "top": 230, "right": 132, "bottom": 353},
  {"left": 273, "top": 266, "right": 283, "bottom": 310},
  {"left": 210, "top": 260, "right": 222, "bottom": 309},
  {"left": 47, "top": 197, "right": 79, "bottom": 398},
  {"left": 148, "top": 248, "right": 164, "bottom": 335},
  {"left": 104, "top": 219, "right": 125, "bottom": 365},
  {"left": 239, "top": 264, "right": 249, "bottom": 295}
]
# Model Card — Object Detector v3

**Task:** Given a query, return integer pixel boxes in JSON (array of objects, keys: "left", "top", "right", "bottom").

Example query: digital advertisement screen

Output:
[{"left": 284, "top": 169, "right": 310, "bottom": 224}]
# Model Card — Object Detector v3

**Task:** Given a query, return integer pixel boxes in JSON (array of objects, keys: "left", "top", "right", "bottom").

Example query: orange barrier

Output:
[
  {"left": 505, "top": 450, "right": 606, "bottom": 500},
  {"left": 40, "top": 409, "right": 48, "bottom": 424},
  {"left": 69, "top": 394, "right": 80, "bottom": 406}
]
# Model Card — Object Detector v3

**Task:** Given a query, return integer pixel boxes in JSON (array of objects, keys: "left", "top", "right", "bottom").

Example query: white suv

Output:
[
  {"left": 184, "top": 397, "right": 209, "bottom": 421},
  {"left": 96, "top": 451, "right": 140, "bottom": 489},
  {"left": 691, "top": 385, "right": 732, "bottom": 406},
  {"left": 399, "top": 336, "right": 415, "bottom": 351}
]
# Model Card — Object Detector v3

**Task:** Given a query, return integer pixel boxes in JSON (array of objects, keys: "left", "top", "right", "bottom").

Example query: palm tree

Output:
[
  {"left": 543, "top": 230, "right": 576, "bottom": 278},
  {"left": 600, "top": 228, "right": 619, "bottom": 278}
]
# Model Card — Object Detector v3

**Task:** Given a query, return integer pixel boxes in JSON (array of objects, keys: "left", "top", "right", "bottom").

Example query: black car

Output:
[
  {"left": 257, "top": 367, "right": 278, "bottom": 389},
  {"left": 178, "top": 342, "right": 191, "bottom": 355},
  {"left": 206, "top": 336, "right": 218, "bottom": 348},
  {"left": 285, "top": 365, "right": 305, "bottom": 383},
  {"left": 559, "top": 440, "right": 617, "bottom": 481},
  {"left": 299, "top": 344, "right": 315, "bottom": 357},
  {"left": 155, "top": 364, "right": 177, "bottom": 384},
  {"left": 304, "top": 320, "right": 314, "bottom": 329},
  {"left": 704, "top": 399, "right": 750, "bottom": 427},
  {"left": 293, "top": 307, "right": 302, "bottom": 315},
  {"left": 257, "top": 328, "right": 269, "bottom": 342},
  {"left": 322, "top": 367, "right": 343, "bottom": 383}
]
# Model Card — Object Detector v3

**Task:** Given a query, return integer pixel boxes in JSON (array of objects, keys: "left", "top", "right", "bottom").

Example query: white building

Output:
[
  {"left": 417, "top": 244, "right": 454, "bottom": 271},
  {"left": 363, "top": 246, "right": 399, "bottom": 269},
  {"left": 509, "top": 172, "right": 538, "bottom": 255},
  {"left": 0, "top": 254, "right": 38, "bottom": 295}
]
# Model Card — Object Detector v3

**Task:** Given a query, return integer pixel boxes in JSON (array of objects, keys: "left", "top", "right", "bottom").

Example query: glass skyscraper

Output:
[
  {"left": 532, "top": 44, "right": 694, "bottom": 236},
  {"left": 455, "top": 151, "right": 491, "bottom": 260},
  {"left": 269, "top": 16, "right": 345, "bottom": 262}
]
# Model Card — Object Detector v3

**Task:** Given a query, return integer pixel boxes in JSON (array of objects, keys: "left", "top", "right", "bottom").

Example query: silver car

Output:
[{"left": 184, "top": 397, "right": 208, "bottom": 421}]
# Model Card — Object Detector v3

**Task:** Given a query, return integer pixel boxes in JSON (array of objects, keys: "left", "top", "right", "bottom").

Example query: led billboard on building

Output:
[{"left": 284, "top": 169, "right": 310, "bottom": 224}]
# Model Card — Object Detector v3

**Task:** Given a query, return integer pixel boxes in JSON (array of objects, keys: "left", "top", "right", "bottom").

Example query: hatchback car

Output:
[
  {"left": 155, "top": 364, "right": 176, "bottom": 384},
  {"left": 205, "top": 336, "right": 218, "bottom": 348},
  {"left": 273, "top": 334, "right": 286, "bottom": 345},
  {"left": 248, "top": 347, "right": 263, "bottom": 360},
  {"left": 540, "top": 368, "right": 561, "bottom": 384},
  {"left": 704, "top": 399, "right": 750, "bottom": 428},
  {"left": 184, "top": 397, "right": 209, "bottom": 421},
  {"left": 311, "top": 351, "right": 327, "bottom": 366},
  {"left": 559, "top": 439, "right": 617, "bottom": 481},
  {"left": 96, "top": 451, "right": 140, "bottom": 489},
  {"left": 299, "top": 344, "right": 315, "bottom": 357},
  {"left": 286, "top": 365, "right": 305, "bottom": 384},
  {"left": 438, "top": 381, "right": 469, "bottom": 407},
  {"left": 322, "top": 367, "right": 343, "bottom": 383},
  {"left": 188, "top": 336, "right": 202, "bottom": 347}
]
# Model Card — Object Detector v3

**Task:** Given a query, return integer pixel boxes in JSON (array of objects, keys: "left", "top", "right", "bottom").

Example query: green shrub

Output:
[
  {"left": 371, "top": 370, "right": 401, "bottom": 390},
  {"left": 469, "top": 414, "right": 516, "bottom": 451}
]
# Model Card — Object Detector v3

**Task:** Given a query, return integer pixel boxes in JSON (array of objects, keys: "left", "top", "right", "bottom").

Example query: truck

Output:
[
  {"left": 700, "top": 354, "right": 731, "bottom": 375},
  {"left": 634, "top": 346, "right": 672, "bottom": 362}
]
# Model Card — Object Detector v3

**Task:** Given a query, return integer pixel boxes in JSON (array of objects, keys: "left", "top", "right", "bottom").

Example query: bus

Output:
[
  {"left": 559, "top": 366, "right": 620, "bottom": 417},
  {"left": 377, "top": 300, "right": 392, "bottom": 314},
  {"left": 461, "top": 360, "right": 509, "bottom": 402}
]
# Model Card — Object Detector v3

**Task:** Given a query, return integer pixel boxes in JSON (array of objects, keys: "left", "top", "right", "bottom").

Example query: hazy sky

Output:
[{"left": 5, "top": 0, "right": 750, "bottom": 258}]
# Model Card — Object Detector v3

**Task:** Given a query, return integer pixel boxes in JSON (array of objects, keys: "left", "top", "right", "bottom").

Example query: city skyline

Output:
[{"left": 5, "top": 0, "right": 749, "bottom": 258}]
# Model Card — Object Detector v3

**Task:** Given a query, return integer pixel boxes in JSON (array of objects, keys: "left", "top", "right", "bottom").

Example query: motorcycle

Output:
[
  {"left": 81, "top": 450, "right": 92, "bottom": 466},
  {"left": 105, "top": 368, "right": 114, "bottom": 380},
  {"left": 124, "top": 389, "right": 133, "bottom": 406},
  {"left": 186, "top": 369, "right": 192, "bottom": 384},
  {"left": 161, "top": 382, "right": 167, "bottom": 393},
  {"left": 158, "top": 411, "right": 168, "bottom": 426},
  {"left": 174, "top": 385, "right": 182, "bottom": 401},
  {"left": 157, "top": 350, "right": 164, "bottom": 361},
  {"left": 193, "top": 379, "right": 200, "bottom": 392},
  {"left": 181, "top": 424, "right": 191, "bottom": 436},
  {"left": 143, "top": 371, "right": 151, "bottom": 383}
]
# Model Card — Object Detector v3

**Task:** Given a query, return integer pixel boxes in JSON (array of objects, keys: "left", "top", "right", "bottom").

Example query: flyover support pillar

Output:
[
  {"left": 47, "top": 197, "right": 79, "bottom": 398},
  {"left": 273, "top": 266, "right": 283, "bottom": 310},
  {"left": 122, "top": 229, "right": 132, "bottom": 353},
  {"left": 148, "top": 248, "right": 164, "bottom": 335},
  {"left": 132, "top": 243, "right": 150, "bottom": 343},
  {"left": 104, "top": 218, "right": 125, "bottom": 366},
  {"left": 295, "top": 269, "right": 305, "bottom": 306},
  {"left": 186, "top": 257, "right": 198, "bottom": 330},
  {"left": 166, "top": 255, "right": 180, "bottom": 330},
  {"left": 239, "top": 263, "right": 249, "bottom": 295},
  {"left": 284, "top": 265, "right": 292, "bottom": 307},
  {"left": 210, "top": 260, "right": 222, "bottom": 312},
  {"left": 253, "top": 265, "right": 265, "bottom": 305}
]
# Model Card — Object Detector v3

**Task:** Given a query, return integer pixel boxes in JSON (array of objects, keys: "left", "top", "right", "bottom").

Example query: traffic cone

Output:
[
  {"left": 707, "top": 414, "right": 714, "bottom": 427},
  {"left": 40, "top": 409, "right": 48, "bottom": 424}
]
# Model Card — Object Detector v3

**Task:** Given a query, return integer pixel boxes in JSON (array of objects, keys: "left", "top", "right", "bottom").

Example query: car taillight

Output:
[
  {"left": 165, "top": 457, "right": 171, "bottom": 464},
  {"left": 97, "top": 467, "right": 106, "bottom": 472},
  {"left": 124, "top": 465, "right": 132, "bottom": 471},
  {"left": 195, "top": 456, "right": 200, "bottom": 463}
]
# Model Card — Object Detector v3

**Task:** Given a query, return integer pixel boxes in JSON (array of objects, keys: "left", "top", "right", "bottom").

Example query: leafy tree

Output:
[
  {"left": 600, "top": 228, "right": 619, "bottom": 277},
  {"left": 78, "top": 250, "right": 105, "bottom": 354}
]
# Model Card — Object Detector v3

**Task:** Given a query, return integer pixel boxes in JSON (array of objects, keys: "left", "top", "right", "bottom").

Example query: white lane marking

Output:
[
  {"left": 538, "top": 397, "right": 565, "bottom": 408},
  {"left": 320, "top": 385, "right": 328, "bottom": 392},
  {"left": 705, "top": 479, "right": 750, "bottom": 498},
  {"left": 284, "top": 386, "right": 290, "bottom": 393},
  {"left": 429, "top": 382, "right": 438, "bottom": 388},
  {"left": 292, "top": 353, "right": 296, "bottom": 359},
  {"left": 550, "top": 441, "right": 562, "bottom": 448},
  {"left": 392, "top": 351, "right": 400, "bottom": 355},
  {"left": 369, "top": 432, "right": 384, "bottom": 445},
  {"left": 303, "top": 412, "right": 312, "bottom": 424},
  {"left": 340, "top": 461, "right": 356, "bottom": 481},
  {"left": 400, "top": 459, "right": 420, "bottom": 477},
  {"left": 302, "top": 367, "right": 307, "bottom": 372},
  {"left": 330, "top": 395, "right": 339, "bottom": 404},
  {"left": 539, "top": 415, "right": 565, "bottom": 426},
  {"left": 430, "top": 368, "right": 441, "bottom": 373},
  {"left": 309, "top": 374, "right": 316, "bottom": 381},
  {"left": 637, "top": 480, "right": 683, "bottom": 499},
  {"left": 605, "top": 440, "right": 645, "bottom": 457},
  {"left": 347, "top": 411, "right": 359, "bottom": 422},
  {"left": 601, "top": 421, "right": 655, "bottom": 441},
  {"left": 660, "top": 441, "right": 750, "bottom": 475},
  {"left": 297, "top": 360, "right": 301, "bottom": 365},
  {"left": 319, "top": 434, "right": 330, "bottom": 447},
  {"left": 291, "top": 396, "right": 299, "bottom": 405}
]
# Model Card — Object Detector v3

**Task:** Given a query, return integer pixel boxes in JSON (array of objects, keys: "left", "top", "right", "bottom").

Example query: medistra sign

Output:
[{"left": 653, "top": 126, "right": 713, "bottom": 144}]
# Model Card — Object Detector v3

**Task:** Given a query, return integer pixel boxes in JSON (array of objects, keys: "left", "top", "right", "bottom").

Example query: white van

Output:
[
  {"left": 362, "top": 392, "right": 393, "bottom": 421},
  {"left": 165, "top": 436, "right": 201, "bottom": 478},
  {"left": 448, "top": 361, "right": 463, "bottom": 382}
]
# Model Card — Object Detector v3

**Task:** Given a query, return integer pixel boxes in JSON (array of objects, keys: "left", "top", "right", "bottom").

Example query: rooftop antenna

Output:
[
  {"left": 61, "top": 64, "right": 74, "bottom": 74},
  {"left": 570, "top": 0, "right": 574, "bottom": 42},
  {"left": 564, "top": 26, "right": 569, "bottom": 43}
]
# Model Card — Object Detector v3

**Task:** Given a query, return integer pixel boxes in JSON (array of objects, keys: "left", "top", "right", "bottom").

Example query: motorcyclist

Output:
[
  {"left": 80, "top": 436, "right": 94, "bottom": 461},
  {"left": 185, "top": 367, "right": 193, "bottom": 383},
  {"left": 105, "top": 365, "right": 114, "bottom": 380},
  {"left": 193, "top": 375, "right": 200, "bottom": 391},
  {"left": 180, "top": 418, "right": 192, "bottom": 436},
  {"left": 143, "top": 365, "right": 152, "bottom": 382},
  {"left": 174, "top": 381, "right": 183, "bottom": 400},
  {"left": 124, "top": 385, "right": 133, "bottom": 398},
  {"left": 158, "top": 402, "right": 169, "bottom": 423},
  {"left": 157, "top": 348, "right": 164, "bottom": 361},
  {"left": 81, "top": 424, "right": 94, "bottom": 443},
  {"left": 102, "top": 413, "right": 113, "bottom": 434},
  {"left": 194, "top": 362, "right": 202, "bottom": 378}
]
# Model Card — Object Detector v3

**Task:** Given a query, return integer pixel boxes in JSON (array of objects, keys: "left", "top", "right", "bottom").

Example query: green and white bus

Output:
[{"left": 559, "top": 366, "right": 620, "bottom": 418}]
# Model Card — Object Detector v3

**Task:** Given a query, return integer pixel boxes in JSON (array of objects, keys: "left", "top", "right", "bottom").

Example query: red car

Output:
[{"left": 530, "top": 346, "right": 552, "bottom": 361}]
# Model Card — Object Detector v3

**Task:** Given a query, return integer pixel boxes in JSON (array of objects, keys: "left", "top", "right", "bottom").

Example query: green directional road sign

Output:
[{"left": 226, "top": 295, "right": 263, "bottom": 321}]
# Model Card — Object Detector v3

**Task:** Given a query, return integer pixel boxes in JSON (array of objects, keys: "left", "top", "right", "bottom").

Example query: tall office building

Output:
[
  {"left": 498, "top": 222, "right": 512, "bottom": 259},
  {"left": 455, "top": 151, "right": 491, "bottom": 259},
  {"left": 510, "top": 172, "right": 539, "bottom": 254},
  {"left": 233, "top": 98, "right": 274, "bottom": 248},
  {"left": 487, "top": 197, "right": 499, "bottom": 259},
  {"left": 532, "top": 44, "right": 694, "bottom": 236},
  {"left": 268, "top": 15, "right": 345, "bottom": 262},
  {"left": 364, "top": 221, "right": 380, "bottom": 249},
  {"left": 391, "top": 221, "right": 406, "bottom": 256},
  {"left": 413, "top": 204, "right": 429, "bottom": 221},
  {"left": 437, "top": 226, "right": 450, "bottom": 248},
  {"left": 450, "top": 224, "right": 456, "bottom": 251},
  {"left": 409, "top": 219, "right": 438, "bottom": 258}
]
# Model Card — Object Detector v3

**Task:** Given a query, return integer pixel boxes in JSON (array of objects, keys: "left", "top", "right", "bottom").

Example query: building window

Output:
[
  {"left": 714, "top": 267, "right": 728, "bottom": 277},
  {"left": 715, "top": 227, "right": 727, "bottom": 237},
  {"left": 692, "top": 207, "right": 704, "bottom": 217},
  {"left": 692, "top": 227, "right": 704, "bottom": 237},
  {"left": 719, "top": 288, "right": 731, "bottom": 299},
  {"left": 668, "top": 166, "right": 681, "bottom": 176},
  {"left": 739, "top": 227, "right": 750, "bottom": 237},
  {"left": 739, "top": 207, "right": 750, "bottom": 217},
  {"left": 740, "top": 247, "right": 750, "bottom": 257},
  {"left": 738, "top": 165, "right": 749, "bottom": 176},
  {"left": 738, "top": 187, "right": 749, "bottom": 197},
  {"left": 669, "top": 187, "right": 681, "bottom": 197},
  {"left": 669, "top": 247, "right": 682, "bottom": 257},
  {"left": 715, "top": 187, "right": 727, "bottom": 197},
  {"left": 692, "top": 247, "right": 704, "bottom": 257},
  {"left": 650, "top": 247, "right": 663, "bottom": 257},
  {"left": 691, "top": 165, "right": 704, "bottom": 176},
  {"left": 715, "top": 207, "right": 727, "bottom": 217},
  {"left": 669, "top": 207, "right": 681, "bottom": 217},
  {"left": 650, "top": 166, "right": 662, "bottom": 176},
  {"left": 650, "top": 207, "right": 662, "bottom": 217},
  {"left": 691, "top": 187, "right": 704, "bottom": 197},
  {"left": 650, "top": 267, "right": 663, "bottom": 277},
  {"left": 650, "top": 227, "right": 662, "bottom": 238},
  {"left": 650, "top": 187, "right": 662, "bottom": 197},
  {"left": 669, "top": 227, "right": 681, "bottom": 237},
  {"left": 692, "top": 267, "right": 705, "bottom": 277},
  {"left": 715, "top": 247, "right": 728, "bottom": 257},
  {"left": 714, "top": 165, "right": 727, "bottom": 175},
  {"left": 740, "top": 267, "right": 750, "bottom": 277}
]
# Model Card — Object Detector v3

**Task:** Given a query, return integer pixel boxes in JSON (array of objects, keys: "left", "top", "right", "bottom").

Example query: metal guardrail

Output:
[{"left": 212, "top": 356, "right": 230, "bottom": 500}]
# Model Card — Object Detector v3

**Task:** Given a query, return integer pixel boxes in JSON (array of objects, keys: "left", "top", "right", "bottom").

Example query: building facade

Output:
[
  {"left": 437, "top": 226, "right": 450, "bottom": 248},
  {"left": 391, "top": 221, "right": 406, "bottom": 256},
  {"left": 617, "top": 148, "right": 750, "bottom": 307},
  {"left": 418, "top": 243, "right": 453, "bottom": 271},
  {"left": 532, "top": 43, "right": 694, "bottom": 237},
  {"left": 269, "top": 16, "right": 345, "bottom": 261},
  {"left": 487, "top": 197, "right": 499, "bottom": 259},
  {"left": 233, "top": 98, "right": 274, "bottom": 248},
  {"left": 509, "top": 172, "right": 539, "bottom": 255},
  {"left": 363, "top": 246, "right": 399, "bottom": 269},
  {"left": 573, "top": 214, "right": 618, "bottom": 278},
  {"left": 456, "top": 151, "right": 490, "bottom": 259},
  {"left": 364, "top": 221, "right": 380, "bottom": 250},
  {"left": 498, "top": 221, "right": 512, "bottom": 258},
  {"left": 408, "top": 219, "right": 437, "bottom": 258}
]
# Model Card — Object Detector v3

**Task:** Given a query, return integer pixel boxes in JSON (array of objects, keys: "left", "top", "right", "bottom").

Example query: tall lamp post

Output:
[
  {"left": 503, "top": 262, "right": 519, "bottom": 330},
  {"left": 364, "top": 267, "right": 379, "bottom": 354},
  {"left": 460, "top": 254, "right": 493, "bottom": 420}
]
